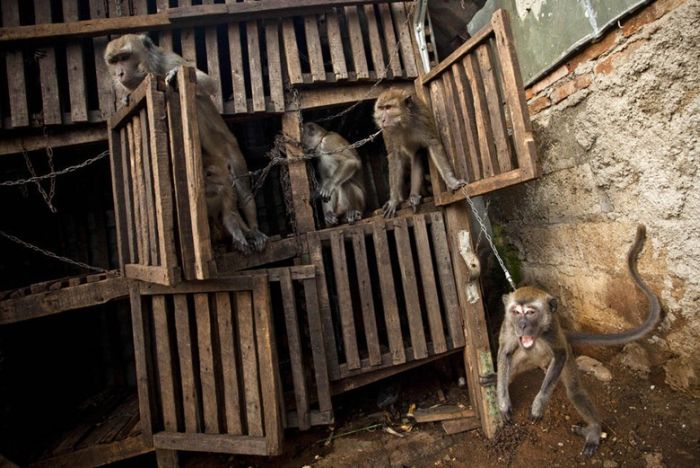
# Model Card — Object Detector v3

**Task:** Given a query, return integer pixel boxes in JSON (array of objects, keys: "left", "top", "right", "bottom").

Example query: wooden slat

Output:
[
  {"left": 281, "top": 19, "right": 303, "bottom": 85},
  {"left": 302, "top": 277, "right": 333, "bottom": 414},
  {"left": 152, "top": 295, "right": 178, "bottom": 431},
  {"left": 491, "top": 9, "right": 537, "bottom": 177},
  {"left": 201, "top": 1, "right": 222, "bottom": 111},
  {"left": 413, "top": 215, "right": 447, "bottom": 353},
  {"left": 304, "top": 15, "right": 326, "bottom": 82},
  {"left": 450, "top": 63, "right": 482, "bottom": 181},
  {"left": 124, "top": 265, "right": 176, "bottom": 286},
  {"left": 194, "top": 292, "right": 220, "bottom": 433},
  {"left": 246, "top": 21, "right": 265, "bottom": 112},
  {"left": 441, "top": 72, "right": 473, "bottom": 182},
  {"left": 156, "top": 0, "right": 173, "bottom": 52},
  {"left": 237, "top": 290, "right": 262, "bottom": 436},
  {"left": 281, "top": 112, "right": 315, "bottom": 233},
  {"left": 391, "top": 3, "right": 418, "bottom": 77},
  {"left": 227, "top": 21, "right": 248, "bottom": 113},
  {"left": 429, "top": 212, "right": 464, "bottom": 347},
  {"left": 34, "top": 0, "right": 62, "bottom": 125},
  {"left": 344, "top": 6, "right": 369, "bottom": 79},
  {"left": 178, "top": 1, "right": 197, "bottom": 62},
  {"left": 351, "top": 231, "right": 381, "bottom": 366},
  {"left": 127, "top": 120, "right": 146, "bottom": 264},
  {"left": 253, "top": 276, "right": 282, "bottom": 454},
  {"left": 132, "top": 0, "right": 148, "bottom": 16},
  {"left": 120, "top": 127, "right": 136, "bottom": 263},
  {"left": 378, "top": 3, "right": 402, "bottom": 77},
  {"left": 363, "top": 4, "right": 386, "bottom": 78},
  {"left": 371, "top": 222, "right": 406, "bottom": 364},
  {"left": 173, "top": 293, "right": 200, "bottom": 432},
  {"left": 129, "top": 287, "right": 154, "bottom": 443},
  {"left": 2, "top": 0, "right": 28, "bottom": 127},
  {"left": 279, "top": 269, "right": 310, "bottom": 430},
  {"left": 63, "top": 0, "right": 88, "bottom": 123},
  {"left": 108, "top": 128, "right": 129, "bottom": 271},
  {"left": 90, "top": 0, "right": 115, "bottom": 120},
  {"left": 428, "top": 81, "right": 457, "bottom": 195},
  {"left": 326, "top": 9, "right": 348, "bottom": 80},
  {"left": 329, "top": 231, "right": 361, "bottom": 369},
  {"left": 215, "top": 291, "right": 243, "bottom": 435},
  {"left": 393, "top": 218, "right": 428, "bottom": 360},
  {"left": 153, "top": 432, "right": 267, "bottom": 456},
  {"left": 476, "top": 44, "right": 512, "bottom": 173},
  {"left": 139, "top": 108, "right": 159, "bottom": 265},
  {"left": 264, "top": 20, "right": 284, "bottom": 112},
  {"left": 463, "top": 53, "right": 498, "bottom": 178}
]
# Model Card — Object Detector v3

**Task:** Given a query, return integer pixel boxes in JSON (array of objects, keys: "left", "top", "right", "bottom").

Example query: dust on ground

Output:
[{"left": 175, "top": 357, "right": 698, "bottom": 468}]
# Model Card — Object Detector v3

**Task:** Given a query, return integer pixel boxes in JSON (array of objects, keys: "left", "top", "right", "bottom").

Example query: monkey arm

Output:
[
  {"left": 321, "top": 153, "right": 360, "bottom": 195},
  {"left": 426, "top": 139, "right": 466, "bottom": 191},
  {"left": 496, "top": 342, "right": 517, "bottom": 423},
  {"left": 383, "top": 150, "right": 406, "bottom": 218},
  {"left": 530, "top": 347, "right": 567, "bottom": 420}
]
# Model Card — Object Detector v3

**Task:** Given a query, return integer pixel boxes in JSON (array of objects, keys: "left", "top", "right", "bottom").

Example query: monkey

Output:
[
  {"left": 105, "top": 34, "right": 267, "bottom": 253},
  {"left": 302, "top": 122, "right": 366, "bottom": 226},
  {"left": 373, "top": 88, "right": 466, "bottom": 218},
  {"left": 496, "top": 224, "right": 661, "bottom": 457}
]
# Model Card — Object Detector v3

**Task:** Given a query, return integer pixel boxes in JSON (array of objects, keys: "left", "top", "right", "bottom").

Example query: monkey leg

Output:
[
  {"left": 221, "top": 209, "right": 252, "bottom": 255},
  {"left": 561, "top": 362, "right": 602, "bottom": 456},
  {"left": 383, "top": 152, "right": 406, "bottom": 218},
  {"left": 530, "top": 349, "right": 567, "bottom": 421},
  {"left": 228, "top": 153, "right": 267, "bottom": 252},
  {"left": 426, "top": 140, "right": 466, "bottom": 191},
  {"left": 409, "top": 155, "right": 424, "bottom": 212},
  {"left": 323, "top": 192, "right": 339, "bottom": 227}
]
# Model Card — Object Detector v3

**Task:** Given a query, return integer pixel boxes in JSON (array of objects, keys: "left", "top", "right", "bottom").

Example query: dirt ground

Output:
[{"left": 170, "top": 356, "right": 700, "bottom": 468}]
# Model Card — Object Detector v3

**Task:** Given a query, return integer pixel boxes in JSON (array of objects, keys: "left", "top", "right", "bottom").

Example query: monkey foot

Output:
[
  {"left": 500, "top": 407, "right": 513, "bottom": 424},
  {"left": 382, "top": 200, "right": 399, "bottom": 218},
  {"left": 346, "top": 210, "right": 362, "bottom": 224},
  {"left": 231, "top": 237, "right": 252, "bottom": 255},
  {"left": 409, "top": 194, "right": 422, "bottom": 212},
  {"left": 571, "top": 425, "right": 601, "bottom": 457},
  {"left": 246, "top": 230, "right": 268, "bottom": 252},
  {"left": 447, "top": 178, "right": 467, "bottom": 192},
  {"left": 325, "top": 212, "right": 338, "bottom": 226}
]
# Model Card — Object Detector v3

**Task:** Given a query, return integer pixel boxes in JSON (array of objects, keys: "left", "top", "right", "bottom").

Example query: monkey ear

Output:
[
  {"left": 548, "top": 297, "right": 558, "bottom": 313},
  {"left": 501, "top": 293, "right": 511, "bottom": 306},
  {"left": 403, "top": 93, "right": 413, "bottom": 106},
  {"left": 140, "top": 34, "right": 154, "bottom": 49}
]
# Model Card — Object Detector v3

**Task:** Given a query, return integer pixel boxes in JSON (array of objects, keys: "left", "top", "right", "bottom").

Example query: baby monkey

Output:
[
  {"left": 302, "top": 123, "right": 366, "bottom": 226},
  {"left": 497, "top": 225, "right": 660, "bottom": 456}
]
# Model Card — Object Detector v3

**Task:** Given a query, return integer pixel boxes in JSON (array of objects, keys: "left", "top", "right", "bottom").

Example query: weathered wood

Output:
[
  {"left": 33, "top": 1, "right": 62, "bottom": 125},
  {"left": 440, "top": 72, "right": 473, "bottom": 182},
  {"left": 363, "top": 5, "right": 386, "bottom": 78},
  {"left": 344, "top": 6, "right": 369, "bottom": 79},
  {"left": 246, "top": 21, "right": 265, "bottom": 112},
  {"left": 109, "top": 128, "right": 129, "bottom": 271},
  {"left": 179, "top": 1, "right": 197, "bottom": 63},
  {"left": 450, "top": 63, "right": 483, "bottom": 181},
  {"left": 391, "top": 3, "right": 418, "bottom": 77},
  {"left": 329, "top": 231, "right": 361, "bottom": 369},
  {"left": 303, "top": 277, "right": 333, "bottom": 414},
  {"left": 201, "top": 2, "right": 223, "bottom": 112},
  {"left": 173, "top": 293, "right": 200, "bottom": 433},
  {"left": 371, "top": 222, "right": 406, "bottom": 364},
  {"left": 89, "top": 0, "right": 116, "bottom": 120},
  {"left": 152, "top": 295, "right": 178, "bottom": 431},
  {"left": 2, "top": 0, "right": 28, "bottom": 127},
  {"left": 226, "top": 18, "right": 248, "bottom": 114},
  {"left": 141, "top": 277, "right": 256, "bottom": 295},
  {"left": 129, "top": 286, "right": 154, "bottom": 444},
  {"left": 194, "top": 293, "right": 220, "bottom": 433},
  {"left": 428, "top": 81, "right": 455, "bottom": 195},
  {"left": 124, "top": 264, "right": 178, "bottom": 286},
  {"left": 215, "top": 291, "right": 243, "bottom": 435},
  {"left": 412, "top": 405, "right": 475, "bottom": 423},
  {"left": 413, "top": 215, "right": 447, "bottom": 353},
  {"left": 139, "top": 108, "right": 159, "bottom": 265},
  {"left": 31, "top": 433, "right": 152, "bottom": 468},
  {"left": 237, "top": 290, "right": 262, "bottom": 436},
  {"left": 441, "top": 416, "right": 481, "bottom": 435},
  {"left": 63, "top": 0, "right": 88, "bottom": 123},
  {"left": 129, "top": 116, "right": 148, "bottom": 263},
  {"left": 378, "top": 3, "right": 402, "bottom": 77},
  {"left": 463, "top": 53, "right": 498, "bottom": 178},
  {"left": 281, "top": 19, "right": 303, "bottom": 86},
  {"left": 304, "top": 15, "right": 326, "bottom": 82},
  {"left": 156, "top": 1, "right": 173, "bottom": 52},
  {"left": 264, "top": 20, "right": 285, "bottom": 112},
  {"left": 155, "top": 449, "right": 179, "bottom": 468},
  {"left": 119, "top": 127, "right": 137, "bottom": 263},
  {"left": 351, "top": 231, "right": 382, "bottom": 366},
  {"left": 326, "top": 9, "right": 348, "bottom": 80},
  {"left": 153, "top": 432, "right": 267, "bottom": 456},
  {"left": 282, "top": 112, "right": 315, "bottom": 233},
  {"left": 0, "top": 127, "right": 106, "bottom": 156}
]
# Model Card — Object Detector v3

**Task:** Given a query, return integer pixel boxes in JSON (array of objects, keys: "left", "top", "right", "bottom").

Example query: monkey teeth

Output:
[{"left": 520, "top": 336, "right": 536, "bottom": 349}]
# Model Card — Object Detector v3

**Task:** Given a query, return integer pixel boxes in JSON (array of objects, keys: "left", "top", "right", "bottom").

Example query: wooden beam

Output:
[
  {"left": 29, "top": 434, "right": 152, "bottom": 468},
  {"left": 293, "top": 81, "right": 413, "bottom": 111},
  {"left": 0, "top": 127, "right": 107, "bottom": 156}
]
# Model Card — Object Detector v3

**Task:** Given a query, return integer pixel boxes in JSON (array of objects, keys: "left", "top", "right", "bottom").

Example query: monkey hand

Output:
[
  {"left": 165, "top": 68, "right": 179, "bottom": 90},
  {"left": 446, "top": 177, "right": 467, "bottom": 192},
  {"left": 408, "top": 193, "right": 422, "bottom": 212},
  {"left": 245, "top": 229, "right": 268, "bottom": 253},
  {"left": 346, "top": 210, "right": 362, "bottom": 224},
  {"left": 324, "top": 211, "right": 338, "bottom": 227},
  {"left": 382, "top": 200, "right": 399, "bottom": 218},
  {"left": 530, "top": 397, "right": 545, "bottom": 422},
  {"left": 318, "top": 184, "right": 336, "bottom": 202},
  {"left": 500, "top": 405, "right": 513, "bottom": 425}
]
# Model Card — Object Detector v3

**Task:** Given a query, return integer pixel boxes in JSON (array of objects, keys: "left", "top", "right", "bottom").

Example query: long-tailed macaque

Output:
[
  {"left": 302, "top": 123, "right": 366, "bottom": 226},
  {"left": 497, "top": 225, "right": 661, "bottom": 456},
  {"left": 105, "top": 34, "right": 266, "bottom": 253},
  {"left": 373, "top": 88, "right": 466, "bottom": 218}
]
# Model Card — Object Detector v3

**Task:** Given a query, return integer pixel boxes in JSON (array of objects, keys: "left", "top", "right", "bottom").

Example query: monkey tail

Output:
[{"left": 567, "top": 224, "right": 661, "bottom": 346}]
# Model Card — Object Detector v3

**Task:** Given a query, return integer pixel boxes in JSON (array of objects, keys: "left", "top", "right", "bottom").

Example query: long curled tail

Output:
[{"left": 567, "top": 224, "right": 661, "bottom": 346}]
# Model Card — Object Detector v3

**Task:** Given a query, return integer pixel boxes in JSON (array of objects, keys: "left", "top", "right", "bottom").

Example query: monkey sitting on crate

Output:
[
  {"left": 373, "top": 88, "right": 466, "bottom": 218},
  {"left": 497, "top": 225, "right": 661, "bottom": 456},
  {"left": 301, "top": 122, "right": 366, "bottom": 227},
  {"left": 104, "top": 34, "right": 267, "bottom": 254}
]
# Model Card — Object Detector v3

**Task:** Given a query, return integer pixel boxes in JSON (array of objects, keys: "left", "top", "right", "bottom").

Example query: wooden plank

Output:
[
  {"left": 393, "top": 218, "right": 428, "bottom": 360},
  {"left": 428, "top": 81, "right": 456, "bottom": 195},
  {"left": 120, "top": 127, "right": 136, "bottom": 263},
  {"left": 139, "top": 108, "right": 159, "bottom": 265},
  {"left": 156, "top": 1, "right": 173, "bottom": 52},
  {"left": 126, "top": 121, "right": 145, "bottom": 264},
  {"left": 202, "top": 2, "right": 223, "bottom": 111},
  {"left": 281, "top": 19, "right": 303, "bottom": 85},
  {"left": 89, "top": 0, "right": 115, "bottom": 119},
  {"left": 264, "top": 20, "right": 285, "bottom": 112},
  {"left": 0, "top": 127, "right": 106, "bottom": 156},
  {"left": 141, "top": 277, "right": 256, "bottom": 295},
  {"left": 155, "top": 449, "right": 178, "bottom": 468},
  {"left": 108, "top": 128, "right": 129, "bottom": 272},
  {"left": 413, "top": 215, "right": 447, "bottom": 354},
  {"left": 329, "top": 231, "right": 361, "bottom": 370},
  {"left": 371, "top": 222, "right": 405, "bottom": 364},
  {"left": 33, "top": 0, "right": 62, "bottom": 125},
  {"left": 179, "top": 1, "right": 197, "bottom": 63},
  {"left": 227, "top": 21, "right": 248, "bottom": 114},
  {"left": 391, "top": 2, "right": 418, "bottom": 77},
  {"left": 237, "top": 290, "right": 262, "bottom": 436},
  {"left": 152, "top": 295, "right": 178, "bottom": 431},
  {"left": 132, "top": 0, "right": 148, "bottom": 16},
  {"left": 173, "top": 294, "right": 200, "bottom": 432},
  {"left": 303, "top": 277, "right": 333, "bottom": 414},
  {"left": 440, "top": 71, "right": 473, "bottom": 182},
  {"left": 412, "top": 405, "right": 475, "bottom": 423},
  {"left": 215, "top": 292, "right": 242, "bottom": 434},
  {"left": 153, "top": 432, "right": 267, "bottom": 456},
  {"left": 132, "top": 113, "right": 151, "bottom": 264},
  {"left": 351, "top": 231, "right": 381, "bottom": 366},
  {"left": 441, "top": 416, "right": 481, "bottom": 435},
  {"left": 281, "top": 112, "right": 315, "bottom": 233},
  {"left": 1, "top": 0, "right": 28, "bottom": 127},
  {"left": 378, "top": 3, "right": 402, "bottom": 77},
  {"left": 304, "top": 15, "right": 326, "bottom": 82},
  {"left": 129, "top": 286, "right": 154, "bottom": 444},
  {"left": 194, "top": 292, "right": 220, "bottom": 433},
  {"left": 326, "top": 9, "right": 348, "bottom": 80},
  {"left": 363, "top": 4, "right": 386, "bottom": 78},
  {"left": 463, "top": 53, "right": 498, "bottom": 178},
  {"left": 308, "top": 233, "right": 340, "bottom": 379},
  {"left": 491, "top": 9, "right": 538, "bottom": 177},
  {"left": 63, "top": 0, "right": 88, "bottom": 123},
  {"left": 476, "top": 44, "right": 512, "bottom": 173},
  {"left": 450, "top": 62, "right": 483, "bottom": 181},
  {"left": 344, "top": 6, "right": 369, "bottom": 79},
  {"left": 32, "top": 434, "right": 152, "bottom": 468},
  {"left": 247, "top": 21, "right": 265, "bottom": 112},
  {"left": 253, "top": 276, "right": 282, "bottom": 454},
  {"left": 279, "top": 269, "right": 310, "bottom": 430},
  {"left": 429, "top": 212, "right": 464, "bottom": 347},
  {"left": 124, "top": 264, "right": 176, "bottom": 287}
]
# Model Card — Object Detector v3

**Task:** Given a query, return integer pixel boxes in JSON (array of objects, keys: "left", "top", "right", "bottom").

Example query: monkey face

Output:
[
  {"left": 374, "top": 89, "right": 412, "bottom": 129},
  {"left": 301, "top": 122, "right": 326, "bottom": 150},
  {"left": 105, "top": 34, "right": 152, "bottom": 91},
  {"left": 503, "top": 287, "right": 556, "bottom": 349}
]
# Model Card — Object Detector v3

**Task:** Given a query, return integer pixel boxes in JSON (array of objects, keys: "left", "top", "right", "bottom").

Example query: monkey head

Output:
[
  {"left": 104, "top": 34, "right": 157, "bottom": 91},
  {"left": 502, "top": 286, "right": 557, "bottom": 349},
  {"left": 373, "top": 88, "right": 415, "bottom": 130},
  {"left": 301, "top": 122, "right": 328, "bottom": 151}
]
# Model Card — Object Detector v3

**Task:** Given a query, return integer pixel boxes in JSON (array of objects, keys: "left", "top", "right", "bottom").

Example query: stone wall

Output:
[{"left": 488, "top": 0, "right": 699, "bottom": 395}]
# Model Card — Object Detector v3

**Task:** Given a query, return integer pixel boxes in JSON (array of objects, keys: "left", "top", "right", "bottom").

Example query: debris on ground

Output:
[{"left": 576, "top": 355, "right": 613, "bottom": 382}]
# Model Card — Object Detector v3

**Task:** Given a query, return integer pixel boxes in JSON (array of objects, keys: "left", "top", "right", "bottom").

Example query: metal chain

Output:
[
  {"left": 475, "top": 198, "right": 490, "bottom": 249},
  {"left": 460, "top": 186, "right": 516, "bottom": 291},
  {"left": 0, "top": 230, "right": 107, "bottom": 273},
  {"left": 0, "top": 151, "right": 108, "bottom": 187},
  {"left": 21, "top": 142, "right": 57, "bottom": 212}
]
